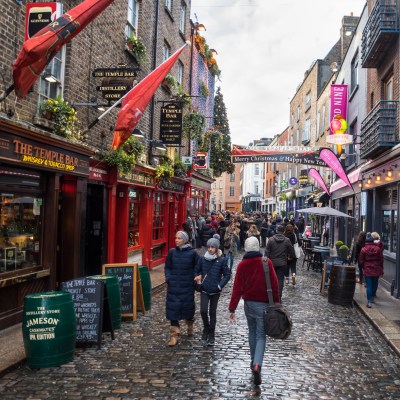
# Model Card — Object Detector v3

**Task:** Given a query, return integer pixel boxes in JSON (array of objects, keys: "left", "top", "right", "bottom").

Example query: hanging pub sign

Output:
[
  {"left": 93, "top": 67, "right": 139, "bottom": 101},
  {"left": 193, "top": 152, "right": 207, "bottom": 169},
  {"left": 25, "top": 2, "right": 62, "bottom": 41},
  {"left": 299, "top": 169, "right": 309, "bottom": 185},
  {"left": 159, "top": 103, "right": 183, "bottom": 146}
]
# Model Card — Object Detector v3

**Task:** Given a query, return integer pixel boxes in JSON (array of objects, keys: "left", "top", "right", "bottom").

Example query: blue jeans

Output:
[
  {"left": 226, "top": 251, "right": 234, "bottom": 271},
  {"left": 365, "top": 276, "right": 379, "bottom": 302},
  {"left": 244, "top": 300, "right": 269, "bottom": 368}
]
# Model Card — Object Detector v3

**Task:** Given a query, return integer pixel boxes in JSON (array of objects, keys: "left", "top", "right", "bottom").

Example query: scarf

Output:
[{"left": 204, "top": 251, "right": 217, "bottom": 260}]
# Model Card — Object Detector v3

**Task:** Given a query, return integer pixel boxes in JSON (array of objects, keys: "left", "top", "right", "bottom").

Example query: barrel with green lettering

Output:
[
  {"left": 90, "top": 275, "right": 121, "bottom": 329},
  {"left": 22, "top": 291, "right": 76, "bottom": 368},
  {"left": 139, "top": 265, "right": 152, "bottom": 310}
]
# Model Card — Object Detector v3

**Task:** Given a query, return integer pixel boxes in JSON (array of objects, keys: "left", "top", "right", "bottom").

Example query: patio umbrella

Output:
[{"left": 296, "top": 206, "right": 354, "bottom": 219}]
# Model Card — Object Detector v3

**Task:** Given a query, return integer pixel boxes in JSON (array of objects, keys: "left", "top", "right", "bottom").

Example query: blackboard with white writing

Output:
[
  {"left": 322, "top": 257, "right": 347, "bottom": 290},
  {"left": 61, "top": 278, "right": 104, "bottom": 347},
  {"left": 103, "top": 265, "right": 134, "bottom": 316}
]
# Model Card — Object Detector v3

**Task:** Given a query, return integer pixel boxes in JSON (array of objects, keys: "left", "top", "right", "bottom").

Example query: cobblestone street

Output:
[{"left": 1, "top": 258, "right": 400, "bottom": 399}]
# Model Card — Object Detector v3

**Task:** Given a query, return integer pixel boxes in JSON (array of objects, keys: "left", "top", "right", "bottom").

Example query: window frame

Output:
[{"left": 126, "top": 0, "right": 139, "bottom": 39}]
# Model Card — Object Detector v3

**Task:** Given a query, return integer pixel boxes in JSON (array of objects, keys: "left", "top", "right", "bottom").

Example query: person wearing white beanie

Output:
[{"left": 165, "top": 231, "right": 199, "bottom": 347}]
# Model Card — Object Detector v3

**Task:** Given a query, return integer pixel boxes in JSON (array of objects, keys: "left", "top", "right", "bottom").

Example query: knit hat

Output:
[
  {"left": 213, "top": 234, "right": 220, "bottom": 241},
  {"left": 207, "top": 238, "right": 220, "bottom": 249},
  {"left": 365, "top": 233, "right": 374, "bottom": 243},
  {"left": 176, "top": 231, "right": 189, "bottom": 243},
  {"left": 276, "top": 224, "right": 285, "bottom": 233},
  {"left": 244, "top": 237, "right": 260, "bottom": 252}
]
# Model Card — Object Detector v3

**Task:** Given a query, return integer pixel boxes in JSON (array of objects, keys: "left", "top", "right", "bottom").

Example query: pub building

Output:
[{"left": 0, "top": 117, "right": 93, "bottom": 330}]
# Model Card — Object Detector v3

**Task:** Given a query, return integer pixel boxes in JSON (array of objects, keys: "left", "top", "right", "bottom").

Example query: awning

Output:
[
  {"left": 306, "top": 191, "right": 330, "bottom": 205},
  {"left": 330, "top": 161, "right": 372, "bottom": 193}
]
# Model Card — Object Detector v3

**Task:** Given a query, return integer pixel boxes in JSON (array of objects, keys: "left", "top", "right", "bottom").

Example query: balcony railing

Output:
[
  {"left": 360, "top": 100, "right": 398, "bottom": 159},
  {"left": 361, "top": 0, "right": 399, "bottom": 68}
]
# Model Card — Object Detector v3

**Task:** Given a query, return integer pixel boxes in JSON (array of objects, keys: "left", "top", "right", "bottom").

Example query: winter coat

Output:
[
  {"left": 195, "top": 252, "right": 231, "bottom": 294},
  {"left": 265, "top": 233, "right": 295, "bottom": 267},
  {"left": 224, "top": 228, "right": 240, "bottom": 255},
  {"left": 229, "top": 251, "right": 280, "bottom": 312},
  {"left": 296, "top": 218, "right": 305, "bottom": 233},
  {"left": 359, "top": 242, "right": 384, "bottom": 277},
  {"left": 199, "top": 224, "right": 214, "bottom": 246},
  {"left": 260, "top": 221, "right": 269, "bottom": 238},
  {"left": 165, "top": 246, "right": 199, "bottom": 321}
]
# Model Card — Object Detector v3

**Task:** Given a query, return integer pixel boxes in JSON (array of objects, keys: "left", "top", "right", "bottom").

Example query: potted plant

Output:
[
  {"left": 335, "top": 240, "right": 344, "bottom": 253},
  {"left": 173, "top": 159, "right": 188, "bottom": 178},
  {"left": 103, "top": 136, "right": 143, "bottom": 175},
  {"left": 155, "top": 158, "right": 174, "bottom": 183},
  {"left": 162, "top": 74, "right": 177, "bottom": 92},
  {"left": 338, "top": 244, "right": 349, "bottom": 259},
  {"left": 200, "top": 81, "right": 210, "bottom": 97},
  {"left": 126, "top": 34, "right": 147, "bottom": 65},
  {"left": 38, "top": 97, "right": 82, "bottom": 140}
]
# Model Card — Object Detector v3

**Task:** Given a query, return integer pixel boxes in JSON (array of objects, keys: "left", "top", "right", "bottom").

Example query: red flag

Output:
[
  {"left": 111, "top": 43, "right": 189, "bottom": 150},
  {"left": 13, "top": 0, "right": 114, "bottom": 98}
]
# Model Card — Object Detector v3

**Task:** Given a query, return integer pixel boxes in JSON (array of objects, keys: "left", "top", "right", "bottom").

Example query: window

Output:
[
  {"left": 305, "top": 91, "right": 311, "bottom": 109},
  {"left": 38, "top": 50, "right": 65, "bottom": 103},
  {"left": 291, "top": 113, "right": 294, "bottom": 127},
  {"left": 179, "top": 3, "right": 186, "bottom": 33},
  {"left": 350, "top": 51, "right": 359, "bottom": 93},
  {"left": 219, "top": 192, "right": 223, "bottom": 201},
  {"left": 320, "top": 105, "right": 325, "bottom": 135},
  {"left": 384, "top": 75, "right": 394, "bottom": 101},
  {"left": 165, "top": 0, "right": 172, "bottom": 11},
  {"left": 126, "top": 0, "right": 138, "bottom": 38},
  {"left": 0, "top": 169, "right": 43, "bottom": 275},
  {"left": 255, "top": 183, "right": 259, "bottom": 194},
  {"left": 213, "top": 182, "right": 217, "bottom": 189},
  {"left": 163, "top": 42, "right": 170, "bottom": 62},
  {"left": 229, "top": 187, "right": 234, "bottom": 196},
  {"left": 230, "top": 173, "right": 235, "bottom": 182},
  {"left": 152, "top": 192, "right": 165, "bottom": 240},
  {"left": 254, "top": 164, "right": 259, "bottom": 175},
  {"left": 219, "top": 180, "right": 223, "bottom": 189},
  {"left": 303, "top": 118, "right": 311, "bottom": 143},
  {"left": 128, "top": 194, "right": 141, "bottom": 248},
  {"left": 297, "top": 105, "right": 300, "bottom": 121},
  {"left": 177, "top": 61, "right": 183, "bottom": 86}
]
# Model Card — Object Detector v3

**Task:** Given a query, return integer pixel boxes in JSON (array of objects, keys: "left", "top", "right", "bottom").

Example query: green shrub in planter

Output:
[{"left": 335, "top": 240, "right": 344, "bottom": 253}]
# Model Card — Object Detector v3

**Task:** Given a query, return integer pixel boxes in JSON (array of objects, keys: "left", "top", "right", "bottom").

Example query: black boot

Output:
[
  {"left": 207, "top": 330, "right": 215, "bottom": 346},
  {"left": 201, "top": 328, "right": 209, "bottom": 342},
  {"left": 252, "top": 363, "right": 261, "bottom": 385}
]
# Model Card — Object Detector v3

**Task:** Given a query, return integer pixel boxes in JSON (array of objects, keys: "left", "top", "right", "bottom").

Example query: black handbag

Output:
[{"left": 262, "top": 259, "right": 292, "bottom": 340}]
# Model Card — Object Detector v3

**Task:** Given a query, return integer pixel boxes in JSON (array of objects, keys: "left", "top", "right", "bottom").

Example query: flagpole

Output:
[
  {"left": 0, "top": 84, "right": 14, "bottom": 102},
  {"left": 84, "top": 93, "right": 127, "bottom": 130}
]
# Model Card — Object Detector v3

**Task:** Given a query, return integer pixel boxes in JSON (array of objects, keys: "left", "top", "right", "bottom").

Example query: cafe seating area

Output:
[{"left": 301, "top": 237, "right": 330, "bottom": 272}]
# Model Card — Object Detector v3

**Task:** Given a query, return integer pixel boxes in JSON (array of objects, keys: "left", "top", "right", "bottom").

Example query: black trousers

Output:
[{"left": 200, "top": 292, "right": 221, "bottom": 332}]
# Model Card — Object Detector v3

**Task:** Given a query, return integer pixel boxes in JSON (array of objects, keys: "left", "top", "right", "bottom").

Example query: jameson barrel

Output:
[
  {"left": 139, "top": 265, "right": 152, "bottom": 310},
  {"left": 328, "top": 265, "right": 356, "bottom": 306},
  {"left": 22, "top": 291, "right": 76, "bottom": 368},
  {"left": 90, "top": 275, "right": 121, "bottom": 329}
]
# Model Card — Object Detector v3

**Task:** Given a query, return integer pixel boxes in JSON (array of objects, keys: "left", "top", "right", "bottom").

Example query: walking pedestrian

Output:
[
  {"left": 165, "top": 231, "right": 199, "bottom": 347},
  {"left": 223, "top": 221, "right": 240, "bottom": 271},
  {"left": 199, "top": 218, "right": 215, "bottom": 255},
  {"left": 229, "top": 237, "right": 280, "bottom": 386},
  {"left": 359, "top": 232, "right": 384, "bottom": 308},
  {"left": 284, "top": 224, "right": 297, "bottom": 285},
  {"left": 355, "top": 231, "right": 366, "bottom": 284},
  {"left": 265, "top": 224, "right": 295, "bottom": 299},
  {"left": 195, "top": 237, "right": 230, "bottom": 346}
]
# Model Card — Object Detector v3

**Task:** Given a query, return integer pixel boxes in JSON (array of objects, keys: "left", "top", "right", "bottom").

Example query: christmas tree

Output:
[{"left": 211, "top": 87, "right": 234, "bottom": 176}]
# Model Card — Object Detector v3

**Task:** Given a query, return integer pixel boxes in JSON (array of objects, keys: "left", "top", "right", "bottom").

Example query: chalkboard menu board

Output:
[
  {"left": 103, "top": 264, "right": 135, "bottom": 316},
  {"left": 61, "top": 278, "right": 104, "bottom": 347},
  {"left": 320, "top": 257, "right": 347, "bottom": 293}
]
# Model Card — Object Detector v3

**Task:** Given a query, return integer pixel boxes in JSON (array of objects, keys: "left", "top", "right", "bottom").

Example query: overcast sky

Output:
[{"left": 190, "top": 0, "right": 367, "bottom": 146}]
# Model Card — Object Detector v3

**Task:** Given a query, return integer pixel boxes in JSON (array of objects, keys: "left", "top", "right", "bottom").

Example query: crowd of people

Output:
[{"left": 165, "top": 210, "right": 385, "bottom": 386}]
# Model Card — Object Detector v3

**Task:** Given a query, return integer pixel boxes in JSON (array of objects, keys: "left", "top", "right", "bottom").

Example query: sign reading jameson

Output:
[
  {"left": 160, "top": 103, "right": 183, "bottom": 146},
  {"left": 0, "top": 132, "right": 90, "bottom": 176},
  {"left": 231, "top": 146, "right": 327, "bottom": 167}
]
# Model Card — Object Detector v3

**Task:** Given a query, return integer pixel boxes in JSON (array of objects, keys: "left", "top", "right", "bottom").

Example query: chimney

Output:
[{"left": 340, "top": 14, "right": 360, "bottom": 61}]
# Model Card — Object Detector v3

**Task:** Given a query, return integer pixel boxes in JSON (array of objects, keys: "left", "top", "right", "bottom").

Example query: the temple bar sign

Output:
[
  {"left": 160, "top": 103, "right": 183, "bottom": 146},
  {"left": 92, "top": 68, "right": 139, "bottom": 78}
]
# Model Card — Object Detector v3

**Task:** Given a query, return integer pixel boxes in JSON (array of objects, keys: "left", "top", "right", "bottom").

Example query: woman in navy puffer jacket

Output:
[
  {"left": 165, "top": 231, "right": 199, "bottom": 347},
  {"left": 195, "top": 236, "right": 231, "bottom": 346}
]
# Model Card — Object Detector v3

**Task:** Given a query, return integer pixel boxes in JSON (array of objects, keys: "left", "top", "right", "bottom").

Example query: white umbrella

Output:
[{"left": 297, "top": 206, "right": 354, "bottom": 219}]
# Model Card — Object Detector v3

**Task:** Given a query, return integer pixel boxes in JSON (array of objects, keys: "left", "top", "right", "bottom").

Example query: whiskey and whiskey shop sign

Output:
[{"left": 93, "top": 67, "right": 139, "bottom": 101}]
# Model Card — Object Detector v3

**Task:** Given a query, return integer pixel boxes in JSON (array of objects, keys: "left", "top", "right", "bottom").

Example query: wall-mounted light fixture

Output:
[
  {"left": 375, "top": 173, "right": 381, "bottom": 183},
  {"left": 71, "top": 101, "right": 109, "bottom": 112},
  {"left": 387, "top": 164, "right": 398, "bottom": 178},
  {"left": 132, "top": 128, "right": 145, "bottom": 139},
  {"left": 367, "top": 176, "right": 372, "bottom": 185},
  {"left": 43, "top": 72, "right": 57, "bottom": 83}
]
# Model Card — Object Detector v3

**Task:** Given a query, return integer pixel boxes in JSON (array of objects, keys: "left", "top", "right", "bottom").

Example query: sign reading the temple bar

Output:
[
  {"left": 92, "top": 68, "right": 139, "bottom": 78},
  {"left": 0, "top": 132, "right": 90, "bottom": 176},
  {"left": 25, "top": 2, "right": 62, "bottom": 41},
  {"left": 160, "top": 103, "right": 183, "bottom": 146}
]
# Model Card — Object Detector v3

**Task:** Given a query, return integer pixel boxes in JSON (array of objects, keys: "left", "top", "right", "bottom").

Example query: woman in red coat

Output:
[
  {"left": 229, "top": 236, "right": 280, "bottom": 386},
  {"left": 358, "top": 232, "right": 384, "bottom": 308}
]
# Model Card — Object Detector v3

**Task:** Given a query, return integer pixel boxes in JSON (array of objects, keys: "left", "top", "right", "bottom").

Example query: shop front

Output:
[
  {"left": 0, "top": 119, "right": 92, "bottom": 329},
  {"left": 186, "top": 170, "right": 213, "bottom": 217}
]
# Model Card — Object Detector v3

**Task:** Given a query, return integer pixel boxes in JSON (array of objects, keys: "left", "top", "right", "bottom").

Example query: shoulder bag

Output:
[
  {"left": 262, "top": 259, "right": 292, "bottom": 340},
  {"left": 293, "top": 235, "right": 304, "bottom": 259}
]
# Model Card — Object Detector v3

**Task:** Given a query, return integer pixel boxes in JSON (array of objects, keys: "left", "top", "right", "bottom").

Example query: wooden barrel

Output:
[
  {"left": 139, "top": 265, "right": 152, "bottom": 310},
  {"left": 22, "top": 291, "right": 76, "bottom": 368},
  {"left": 90, "top": 275, "right": 121, "bottom": 329},
  {"left": 328, "top": 265, "right": 356, "bottom": 306}
]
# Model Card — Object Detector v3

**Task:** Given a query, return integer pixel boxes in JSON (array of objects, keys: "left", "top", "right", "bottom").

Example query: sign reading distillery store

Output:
[
  {"left": 0, "top": 132, "right": 90, "bottom": 176},
  {"left": 159, "top": 103, "right": 183, "bottom": 146}
]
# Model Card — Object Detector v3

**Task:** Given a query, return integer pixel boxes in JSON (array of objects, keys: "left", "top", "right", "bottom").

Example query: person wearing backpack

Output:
[
  {"left": 195, "top": 237, "right": 231, "bottom": 346},
  {"left": 228, "top": 237, "right": 280, "bottom": 386}
]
